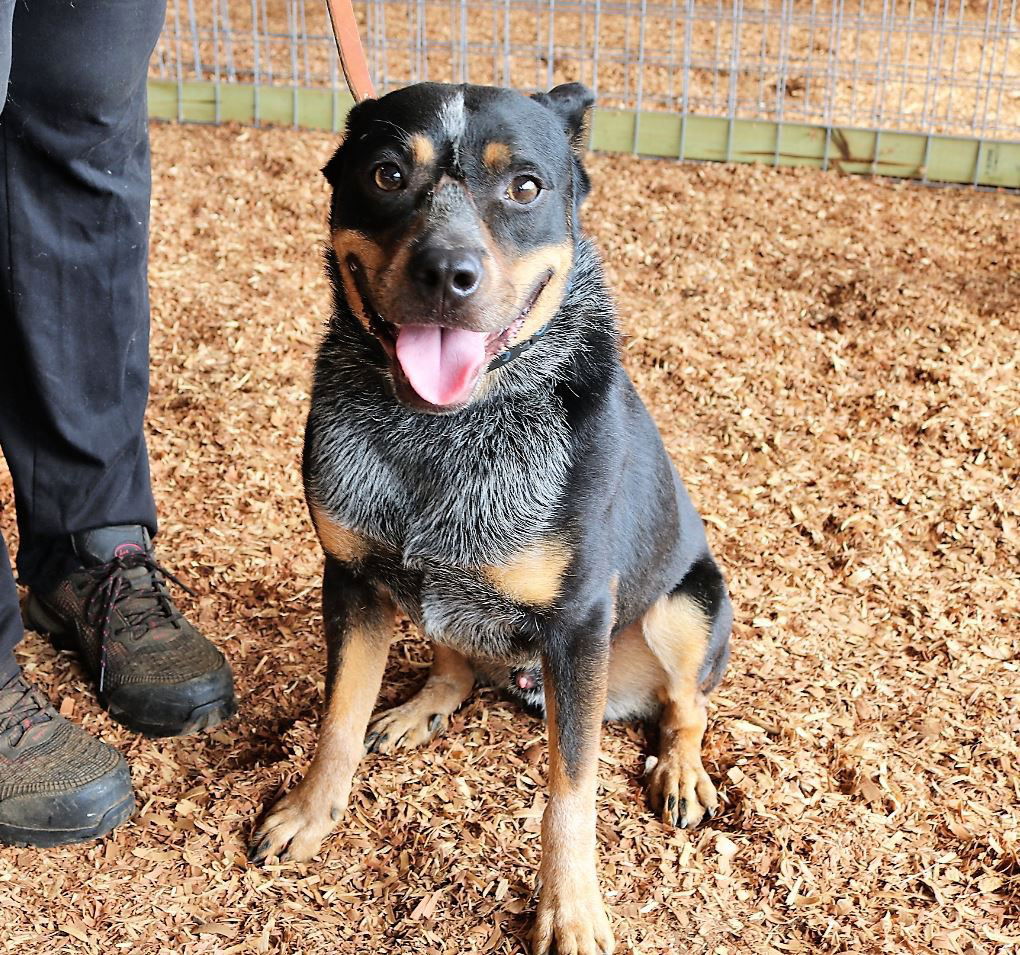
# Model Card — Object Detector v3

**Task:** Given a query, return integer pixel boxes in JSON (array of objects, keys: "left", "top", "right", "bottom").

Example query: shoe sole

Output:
[
  {"left": 0, "top": 793, "right": 136, "bottom": 849},
  {"left": 22, "top": 594, "right": 238, "bottom": 739},
  {"left": 108, "top": 695, "right": 238, "bottom": 739}
]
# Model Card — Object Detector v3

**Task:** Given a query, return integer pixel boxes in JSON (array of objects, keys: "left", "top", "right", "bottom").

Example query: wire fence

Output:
[{"left": 153, "top": 0, "right": 1020, "bottom": 142}]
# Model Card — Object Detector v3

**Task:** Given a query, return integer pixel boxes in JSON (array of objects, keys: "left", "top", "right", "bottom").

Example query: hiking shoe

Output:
[
  {"left": 23, "top": 525, "right": 236, "bottom": 739},
  {"left": 0, "top": 668, "right": 134, "bottom": 847}
]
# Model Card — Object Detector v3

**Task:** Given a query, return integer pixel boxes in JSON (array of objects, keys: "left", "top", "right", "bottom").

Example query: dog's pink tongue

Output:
[{"left": 395, "top": 324, "right": 489, "bottom": 406}]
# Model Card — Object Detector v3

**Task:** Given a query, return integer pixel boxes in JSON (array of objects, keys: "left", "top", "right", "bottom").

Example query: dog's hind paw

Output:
[
  {"left": 248, "top": 788, "right": 342, "bottom": 864},
  {"left": 645, "top": 753, "right": 718, "bottom": 829},
  {"left": 365, "top": 701, "right": 449, "bottom": 754}
]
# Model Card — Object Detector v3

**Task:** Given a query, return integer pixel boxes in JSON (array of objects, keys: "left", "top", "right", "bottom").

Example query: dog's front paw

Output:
[
  {"left": 532, "top": 878, "right": 614, "bottom": 955},
  {"left": 365, "top": 701, "right": 449, "bottom": 754},
  {"left": 248, "top": 786, "right": 344, "bottom": 864},
  {"left": 645, "top": 752, "right": 718, "bottom": 828}
]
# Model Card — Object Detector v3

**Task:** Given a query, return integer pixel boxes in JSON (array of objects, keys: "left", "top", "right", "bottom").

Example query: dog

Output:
[{"left": 249, "top": 81, "right": 732, "bottom": 955}]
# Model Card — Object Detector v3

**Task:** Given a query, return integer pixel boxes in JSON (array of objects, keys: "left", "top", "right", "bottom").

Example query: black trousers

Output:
[{"left": 0, "top": 0, "right": 166, "bottom": 671}]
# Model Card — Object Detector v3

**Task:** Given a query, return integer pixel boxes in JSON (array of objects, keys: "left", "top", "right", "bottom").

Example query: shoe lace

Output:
[
  {"left": 0, "top": 672, "right": 52, "bottom": 747},
  {"left": 84, "top": 553, "right": 196, "bottom": 694}
]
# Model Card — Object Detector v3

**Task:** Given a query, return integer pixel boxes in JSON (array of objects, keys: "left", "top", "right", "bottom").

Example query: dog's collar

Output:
[{"left": 486, "top": 321, "right": 551, "bottom": 372}]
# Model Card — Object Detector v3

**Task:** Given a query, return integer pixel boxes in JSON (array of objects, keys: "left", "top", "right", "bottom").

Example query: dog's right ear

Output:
[
  {"left": 322, "top": 147, "right": 344, "bottom": 187},
  {"left": 322, "top": 98, "right": 377, "bottom": 187}
]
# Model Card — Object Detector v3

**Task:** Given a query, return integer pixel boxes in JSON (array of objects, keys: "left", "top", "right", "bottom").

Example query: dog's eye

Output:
[
  {"left": 507, "top": 175, "right": 541, "bottom": 205},
  {"left": 373, "top": 162, "right": 405, "bottom": 192}
]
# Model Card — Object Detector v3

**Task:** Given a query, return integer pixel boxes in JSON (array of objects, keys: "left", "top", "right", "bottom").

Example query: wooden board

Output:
[{"left": 148, "top": 80, "right": 1020, "bottom": 189}]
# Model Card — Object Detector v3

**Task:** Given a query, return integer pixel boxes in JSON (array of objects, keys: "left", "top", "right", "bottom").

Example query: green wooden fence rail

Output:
[{"left": 148, "top": 80, "right": 1020, "bottom": 190}]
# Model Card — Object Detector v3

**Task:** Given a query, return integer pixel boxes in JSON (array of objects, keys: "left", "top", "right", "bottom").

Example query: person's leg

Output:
[
  {"left": 0, "top": 0, "right": 13, "bottom": 110},
  {"left": 0, "top": 5, "right": 136, "bottom": 850},
  {"left": 0, "top": 0, "right": 165, "bottom": 592},
  {"left": 0, "top": 0, "right": 18, "bottom": 677},
  {"left": 2, "top": 0, "right": 235, "bottom": 738},
  {"left": 0, "top": 534, "right": 22, "bottom": 680}
]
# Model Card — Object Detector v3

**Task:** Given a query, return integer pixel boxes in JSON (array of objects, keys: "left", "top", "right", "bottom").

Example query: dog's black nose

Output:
[{"left": 410, "top": 247, "right": 482, "bottom": 301}]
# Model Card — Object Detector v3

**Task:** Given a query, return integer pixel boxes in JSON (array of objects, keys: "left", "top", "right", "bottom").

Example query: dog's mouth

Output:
[{"left": 347, "top": 255, "right": 551, "bottom": 408}]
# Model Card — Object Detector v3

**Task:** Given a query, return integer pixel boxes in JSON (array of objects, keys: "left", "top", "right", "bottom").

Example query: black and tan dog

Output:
[{"left": 250, "top": 81, "right": 731, "bottom": 954}]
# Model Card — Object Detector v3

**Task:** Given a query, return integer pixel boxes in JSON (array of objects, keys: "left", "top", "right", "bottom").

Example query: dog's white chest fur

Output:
[{"left": 307, "top": 387, "right": 572, "bottom": 570}]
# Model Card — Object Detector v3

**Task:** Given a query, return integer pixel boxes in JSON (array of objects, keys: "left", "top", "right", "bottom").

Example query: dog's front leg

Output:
[
  {"left": 532, "top": 601, "right": 615, "bottom": 955},
  {"left": 250, "top": 559, "right": 393, "bottom": 863}
]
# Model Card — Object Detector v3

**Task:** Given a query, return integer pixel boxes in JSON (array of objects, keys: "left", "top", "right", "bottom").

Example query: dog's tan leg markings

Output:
[
  {"left": 605, "top": 619, "right": 665, "bottom": 719},
  {"left": 532, "top": 648, "right": 615, "bottom": 955},
  {"left": 249, "top": 594, "right": 394, "bottom": 863},
  {"left": 309, "top": 502, "right": 367, "bottom": 564},
  {"left": 365, "top": 643, "right": 475, "bottom": 753},
  {"left": 482, "top": 538, "right": 571, "bottom": 608},
  {"left": 642, "top": 593, "right": 718, "bottom": 828}
]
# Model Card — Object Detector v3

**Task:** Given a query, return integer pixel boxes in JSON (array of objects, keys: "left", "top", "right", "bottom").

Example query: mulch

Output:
[{"left": 0, "top": 120, "right": 1017, "bottom": 955}]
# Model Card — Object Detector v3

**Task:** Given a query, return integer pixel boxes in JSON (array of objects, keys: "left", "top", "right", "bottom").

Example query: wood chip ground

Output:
[{"left": 0, "top": 122, "right": 1016, "bottom": 955}]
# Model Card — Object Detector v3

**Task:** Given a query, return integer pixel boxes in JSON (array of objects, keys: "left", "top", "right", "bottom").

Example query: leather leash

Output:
[{"left": 324, "top": 0, "right": 376, "bottom": 102}]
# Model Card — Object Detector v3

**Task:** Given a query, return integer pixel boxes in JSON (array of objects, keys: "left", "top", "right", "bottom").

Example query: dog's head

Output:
[{"left": 323, "top": 82, "right": 595, "bottom": 413}]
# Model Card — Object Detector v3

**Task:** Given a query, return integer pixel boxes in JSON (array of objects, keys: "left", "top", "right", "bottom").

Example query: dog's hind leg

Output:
[
  {"left": 642, "top": 567, "right": 728, "bottom": 829},
  {"left": 249, "top": 559, "right": 393, "bottom": 863},
  {"left": 365, "top": 643, "right": 475, "bottom": 754}
]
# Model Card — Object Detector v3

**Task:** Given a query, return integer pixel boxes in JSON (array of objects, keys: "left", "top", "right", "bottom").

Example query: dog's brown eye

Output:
[
  {"left": 508, "top": 175, "right": 541, "bottom": 204},
  {"left": 373, "top": 162, "right": 404, "bottom": 192}
]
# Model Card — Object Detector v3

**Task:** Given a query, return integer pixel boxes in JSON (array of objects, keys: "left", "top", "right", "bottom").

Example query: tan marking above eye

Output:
[
  {"left": 482, "top": 538, "right": 571, "bottom": 607},
  {"left": 410, "top": 133, "right": 435, "bottom": 166},
  {"left": 483, "top": 141, "right": 512, "bottom": 172},
  {"left": 310, "top": 502, "right": 368, "bottom": 564}
]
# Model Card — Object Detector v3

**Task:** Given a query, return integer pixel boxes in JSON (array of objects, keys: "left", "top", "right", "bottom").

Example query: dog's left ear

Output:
[
  {"left": 532, "top": 82, "right": 595, "bottom": 154},
  {"left": 533, "top": 83, "right": 595, "bottom": 220}
]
